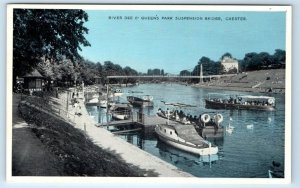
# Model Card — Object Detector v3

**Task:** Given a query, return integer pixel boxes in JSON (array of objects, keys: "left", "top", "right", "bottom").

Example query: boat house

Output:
[{"left": 23, "top": 69, "right": 44, "bottom": 94}]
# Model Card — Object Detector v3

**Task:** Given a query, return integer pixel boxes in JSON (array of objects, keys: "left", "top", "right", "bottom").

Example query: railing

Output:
[
  {"left": 20, "top": 92, "right": 76, "bottom": 125},
  {"left": 107, "top": 74, "right": 237, "bottom": 79}
]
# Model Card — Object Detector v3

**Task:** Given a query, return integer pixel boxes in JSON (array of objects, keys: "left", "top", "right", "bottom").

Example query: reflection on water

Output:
[{"left": 86, "top": 83, "right": 285, "bottom": 178}]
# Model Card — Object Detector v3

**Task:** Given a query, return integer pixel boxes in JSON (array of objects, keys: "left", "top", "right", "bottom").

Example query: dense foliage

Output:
[
  {"left": 13, "top": 9, "right": 91, "bottom": 79},
  {"left": 240, "top": 49, "right": 286, "bottom": 71},
  {"left": 37, "top": 58, "right": 139, "bottom": 85},
  {"left": 183, "top": 50, "right": 285, "bottom": 83},
  {"left": 147, "top": 69, "right": 165, "bottom": 75}
]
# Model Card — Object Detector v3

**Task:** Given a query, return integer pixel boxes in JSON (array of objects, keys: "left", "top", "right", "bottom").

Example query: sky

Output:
[{"left": 79, "top": 10, "right": 286, "bottom": 74}]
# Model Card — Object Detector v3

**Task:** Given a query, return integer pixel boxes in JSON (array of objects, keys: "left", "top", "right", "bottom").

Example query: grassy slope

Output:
[
  {"left": 17, "top": 102, "right": 145, "bottom": 177},
  {"left": 197, "top": 69, "right": 285, "bottom": 93}
]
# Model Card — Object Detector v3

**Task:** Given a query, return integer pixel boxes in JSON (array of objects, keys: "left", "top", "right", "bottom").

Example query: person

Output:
[
  {"left": 166, "top": 108, "right": 170, "bottom": 118},
  {"left": 72, "top": 92, "right": 75, "bottom": 98},
  {"left": 157, "top": 108, "right": 162, "bottom": 113},
  {"left": 77, "top": 106, "right": 82, "bottom": 116},
  {"left": 55, "top": 87, "right": 59, "bottom": 98}
]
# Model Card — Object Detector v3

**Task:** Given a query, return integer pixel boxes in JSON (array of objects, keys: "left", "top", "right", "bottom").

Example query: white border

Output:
[{"left": 6, "top": 4, "right": 292, "bottom": 185}]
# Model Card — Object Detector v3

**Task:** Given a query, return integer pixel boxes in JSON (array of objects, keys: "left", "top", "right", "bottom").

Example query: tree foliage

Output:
[
  {"left": 37, "top": 57, "right": 139, "bottom": 85},
  {"left": 240, "top": 49, "right": 285, "bottom": 71},
  {"left": 192, "top": 56, "right": 221, "bottom": 77},
  {"left": 184, "top": 49, "right": 286, "bottom": 83},
  {"left": 147, "top": 68, "right": 164, "bottom": 75},
  {"left": 13, "top": 9, "right": 91, "bottom": 78},
  {"left": 221, "top": 52, "right": 232, "bottom": 60}
]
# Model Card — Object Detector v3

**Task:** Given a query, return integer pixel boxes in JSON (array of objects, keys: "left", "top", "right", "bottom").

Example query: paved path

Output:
[
  {"left": 61, "top": 91, "right": 193, "bottom": 177},
  {"left": 12, "top": 94, "right": 61, "bottom": 176}
]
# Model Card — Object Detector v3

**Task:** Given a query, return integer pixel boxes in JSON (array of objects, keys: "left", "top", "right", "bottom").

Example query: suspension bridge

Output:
[
  {"left": 107, "top": 74, "right": 236, "bottom": 80},
  {"left": 107, "top": 74, "right": 236, "bottom": 82},
  {"left": 107, "top": 64, "right": 237, "bottom": 82}
]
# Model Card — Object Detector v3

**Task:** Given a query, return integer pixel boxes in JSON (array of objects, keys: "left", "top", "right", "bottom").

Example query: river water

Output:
[{"left": 86, "top": 83, "right": 285, "bottom": 178}]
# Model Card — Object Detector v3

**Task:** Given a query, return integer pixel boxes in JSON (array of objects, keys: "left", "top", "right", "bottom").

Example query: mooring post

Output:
[{"left": 106, "top": 78, "right": 110, "bottom": 127}]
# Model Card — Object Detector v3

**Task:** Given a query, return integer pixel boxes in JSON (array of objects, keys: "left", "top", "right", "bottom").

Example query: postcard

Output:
[{"left": 6, "top": 4, "right": 292, "bottom": 184}]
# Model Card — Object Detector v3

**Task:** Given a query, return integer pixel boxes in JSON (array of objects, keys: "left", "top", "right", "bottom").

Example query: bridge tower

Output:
[{"left": 199, "top": 64, "right": 203, "bottom": 83}]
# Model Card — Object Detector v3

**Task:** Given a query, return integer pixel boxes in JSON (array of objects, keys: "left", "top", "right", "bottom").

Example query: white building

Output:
[{"left": 221, "top": 56, "right": 239, "bottom": 73}]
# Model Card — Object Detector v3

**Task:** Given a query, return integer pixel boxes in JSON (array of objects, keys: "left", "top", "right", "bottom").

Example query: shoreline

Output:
[
  {"left": 191, "top": 83, "right": 285, "bottom": 95},
  {"left": 71, "top": 92, "right": 193, "bottom": 177},
  {"left": 192, "top": 69, "right": 286, "bottom": 95},
  {"left": 13, "top": 91, "right": 193, "bottom": 177}
]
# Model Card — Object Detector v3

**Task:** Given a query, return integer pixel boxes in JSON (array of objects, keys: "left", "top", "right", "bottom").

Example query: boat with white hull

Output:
[
  {"left": 205, "top": 93, "right": 276, "bottom": 111},
  {"left": 110, "top": 103, "right": 132, "bottom": 120},
  {"left": 127, "top": 95, "right": 154, "bottom": 107},
  {"left": 155, "top": 124, "right": 218, "bottom": 156}
]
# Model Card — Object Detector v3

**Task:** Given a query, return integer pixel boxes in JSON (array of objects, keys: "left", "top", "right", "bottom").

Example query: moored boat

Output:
[
  {"left": 110, "top": 103, "right": 132, "bottom": 120},
  {"left": 127, "top": 95, "right": 154, "bottom": 107},
  {"left": 85, "top": 95, "right": 100, "bottom": 106},
  {"left": 198, "top": 113, "right": 224, "bottom": 138},
  {"left": 155, "top": 123, "right": 218, "bottom": 156},
  {"left": 98, "top": 100, "right": 115, "bottom": 108},
  {"left": 112, "top": 88, "right": 123, "bottom": 97},
  {"left": 157, "top": 108, "right": 224, "bottom": 138},
  {"left": 205, "top": 93, "right": 276, "bottom": 111}
]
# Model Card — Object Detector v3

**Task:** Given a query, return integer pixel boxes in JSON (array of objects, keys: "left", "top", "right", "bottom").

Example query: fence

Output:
[{"left": 19, "top": 91, "right": 76, "bottom": 125}]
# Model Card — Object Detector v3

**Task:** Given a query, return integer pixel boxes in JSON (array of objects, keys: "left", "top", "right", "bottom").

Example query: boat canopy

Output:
[
  {"left": 171, "top": 124, "right": 207, "bottom": 146},
  {"left": 161, "top": 101, "right": 196, "bottom": 108},
  {"left": 110, "top": 103, "right": 131, "bottom": 110},
  {"left": 208, "top": 93, "right": 275, "bottom": 100},
  {"left": 238, "top": 95, "right": 275, "bottom": 100}
]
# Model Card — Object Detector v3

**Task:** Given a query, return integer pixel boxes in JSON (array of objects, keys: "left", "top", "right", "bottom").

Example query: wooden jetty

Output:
[{"left": 95, "top": 114, "right": 177, "bottom": 133}]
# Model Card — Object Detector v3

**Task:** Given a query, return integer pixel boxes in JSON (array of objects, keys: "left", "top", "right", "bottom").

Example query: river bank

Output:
[
  {"left": 192, "top": 69, "right": 285, "bottom": 94},
  {"left": 12, "top": 90, "right": 192, "bottom": 177}
]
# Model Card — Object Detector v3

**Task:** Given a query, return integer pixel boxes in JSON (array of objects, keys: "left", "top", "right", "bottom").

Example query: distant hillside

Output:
[{"left": 195, "top": 69, "right": 285, "bottom": 94}]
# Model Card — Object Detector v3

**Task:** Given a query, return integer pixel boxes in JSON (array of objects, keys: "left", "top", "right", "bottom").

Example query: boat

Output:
[
  {"left": 157, "top": 108, "right": 224, "bottom": 138},
  {"left": 156, "top": 141, "right": 219, "bottom": 164},
  {"left": 99, "top": 100, "right": 107, "bottom": 108},
  {"left": 112, "top": 88, "right": 123, "bottom": 97},
  {"left": 85, "top": 95, "right": 100, "bottom": 106},
  {"left": 98, "top": 100, "right": 116, "bottom": 108},
  {"left": 197, "top": 113, "right": 225, "bottom": 138},
  {"left": 205, "top": 93, "right": 276, "bottom": 111},
  {"left": 110, "top": 103, "right": 132, "bottom": 120},
  {"left": 155, "top": 123, "right": 218, "bottom": 156},
  {"left": 127, "top": 95, "right": 154, "bottom": 107},
  {"left": 85, "top": 96, "right": 115, "bottom": 108},
  {"left": 156, "top": 108, "right": 191, "bottom": 125}
]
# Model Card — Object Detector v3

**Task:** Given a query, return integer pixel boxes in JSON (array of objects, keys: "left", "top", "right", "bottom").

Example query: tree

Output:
[
  {"left": 147, "top": 69, "right": 153, "bottom": 75},
  {"left": 273, "top": 49, "right": 286, "bottom": 67},
  {"left": 153, "top": 69, "right": 161, "bottom": 75},
  {"left": 123, "top": 66, "right": 138, "bottom": 83},
  {"left": 13, "top": 9, "right": 91, "bottom": 81},
  {"left": 36, "top": 58, "right": 56, "bottom": 80},
  {"left": 258, "top": 52, "right": 272, "bottom": 68},
  {"left": 243, "top": 52, "right": 260, "bottom": 71},
  {"left": 221, "top": 52, "right": 232, "bottom": 60},
  {"left": 95, "top": 62, "right": 103, "bottom": 76}
]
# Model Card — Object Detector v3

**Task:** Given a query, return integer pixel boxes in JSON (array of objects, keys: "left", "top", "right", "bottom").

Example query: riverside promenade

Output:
[{"left": 61, "top": 91, "right": 193, "bottom": 177}]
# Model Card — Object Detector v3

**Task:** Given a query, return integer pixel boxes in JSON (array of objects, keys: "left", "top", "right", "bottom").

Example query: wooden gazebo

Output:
[{"left": 23, "top": 69, "right": 44, "bottom": 93}]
